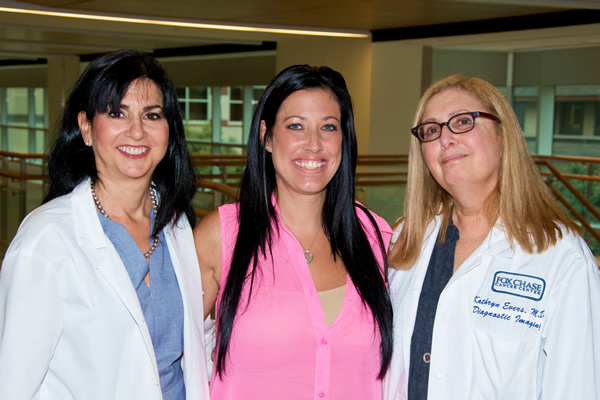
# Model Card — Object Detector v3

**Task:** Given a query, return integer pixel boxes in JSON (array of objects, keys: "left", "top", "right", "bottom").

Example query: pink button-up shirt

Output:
[{"left": 210, "top": 202, "right": 392, "bottom": 400}]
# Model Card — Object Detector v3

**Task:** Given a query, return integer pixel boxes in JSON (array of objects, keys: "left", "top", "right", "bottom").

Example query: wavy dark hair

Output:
[
  {"left": 215, "top": 64, "right": 393, "bottom": 379},
  {"left": 43, "top": 49, "right": 197, "bottom": 234}
]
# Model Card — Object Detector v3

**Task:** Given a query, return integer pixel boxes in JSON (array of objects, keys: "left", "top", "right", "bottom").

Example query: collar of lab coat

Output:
[
  {"left": 69, "top": 178, "right": 160, "bottom": 381},
  {"left": 385, "top": 213, "right": 517, "bottom": 398},
  {"left": 428, "top": 214, "right": 515, "bottom": 256},
  {"left": 37, "top": 179, "right": 208, "bottom": 398},
  {"left": 71, "top": 178, "right": 108, "bottom": 251},
  {"left": 437, "top": 215, "right": 516, "bottom": 283}
]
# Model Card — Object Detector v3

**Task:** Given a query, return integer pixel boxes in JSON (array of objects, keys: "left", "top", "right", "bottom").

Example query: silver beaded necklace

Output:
[{"left": 91, "top": 180, "right": 160, "bottom": 259}]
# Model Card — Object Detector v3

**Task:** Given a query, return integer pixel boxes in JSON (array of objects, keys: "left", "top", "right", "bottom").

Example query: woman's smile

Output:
[
  {"left": 294, "top": 159, "right": 326, "bottom": 170},
  {"left": 117, "top": 145, "right": 150, "bottom": 157}
]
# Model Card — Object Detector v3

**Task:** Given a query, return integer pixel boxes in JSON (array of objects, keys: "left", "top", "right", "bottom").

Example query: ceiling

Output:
[{"left": 1, "top": 0, "right": 600, "bottom": 62}]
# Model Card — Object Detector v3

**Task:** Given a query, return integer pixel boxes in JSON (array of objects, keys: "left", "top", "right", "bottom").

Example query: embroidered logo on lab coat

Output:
[{"left": 491, "top": 271, "right": 545, "bottom": 301}]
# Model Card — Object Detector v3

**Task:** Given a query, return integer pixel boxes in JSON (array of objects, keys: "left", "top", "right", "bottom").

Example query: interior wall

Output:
[
  {"left": 514, "top": 46, "right": 600, "bottom": 86},
  {"left": 46, "top": 56, "right": 81, "bottom": 141},
  {"left": 160, "top": 52, "right": 276, "bottom": 87},
  {"left": 370, "top": 41, "right": 426, "bottom": 155},
  {"left": 0, "top": 65, "right": 47, "bottom": 87},
  {"left": 275, "top": 37, "right": 373, "bottom": 154},
  {"left": 432, "top": 49, "right": 508, "bottom": 86}
]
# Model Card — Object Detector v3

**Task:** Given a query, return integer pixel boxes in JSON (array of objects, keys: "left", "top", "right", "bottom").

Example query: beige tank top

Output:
[{"left": 318, "top": 284, "right": 347, "bottom": 328}]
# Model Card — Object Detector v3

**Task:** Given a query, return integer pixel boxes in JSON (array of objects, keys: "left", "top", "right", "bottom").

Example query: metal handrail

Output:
[
  {"left": 534, "top": 158, "right": 600, "bottom": 249},
  {"left": 534, "top": 154, "right": 600, "bottom": 164},
  {"left": 550, "top": 186, "right": 600, "bottom": 243},
  {"left": 539, "top": 172, "right": 600, "bottom": 182},
  {"left": 198, "top": 179, "right": 239, "bottom": 200},
  {"left": 0, "top": 124, "right": 48, "bottom": 134},
  {"left": 0, "top": 151, "right": 596, "bottom": 225},
  {"left": 195, "top": 179, "right": 240, "bottom": 217},
  {"left": 0, "top": 150, "right": 47, "bottom": 159},
  {"left": 535, "top": 159, "right": 600, "bottom": 223},
  {"left": 191, "top": 154, "right": 410, "bottom": 186}
]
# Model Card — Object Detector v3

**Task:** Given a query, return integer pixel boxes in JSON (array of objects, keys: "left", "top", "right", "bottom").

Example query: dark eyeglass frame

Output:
[{"left": 411, "top": 111, "right": 500, "bottom": 143}]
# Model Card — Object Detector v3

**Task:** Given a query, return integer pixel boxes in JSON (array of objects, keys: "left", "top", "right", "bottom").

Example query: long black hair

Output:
[
  {"left": 215, "top": 65, "right": 393, "bottom": 379},
  {"left": 44, "top": 49, "right": 197, "bottom": 234}
]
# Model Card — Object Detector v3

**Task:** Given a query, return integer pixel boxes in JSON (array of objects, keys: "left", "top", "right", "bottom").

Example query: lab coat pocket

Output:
[{"left": 471, "top": 327, "right": 539, "bottom": 399}]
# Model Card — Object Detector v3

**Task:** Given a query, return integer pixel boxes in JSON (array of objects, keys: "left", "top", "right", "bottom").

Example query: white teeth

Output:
[
  {"left": 118, "top": 146, "right": 148, "bottom": 155},
  {"left": 295, "top": 160, "right": 325, "bottom": 169}
]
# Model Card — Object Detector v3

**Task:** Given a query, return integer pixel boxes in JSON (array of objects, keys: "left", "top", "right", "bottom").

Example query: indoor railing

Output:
[
  {"left": 534, "top": 155, "right": 600, "bottom": 254},
  {"left": 0, "top": 151, "right": 597, "bottom": 258},
  {"left": 190, "top": 154, "right": 408, "bottom": 186}
]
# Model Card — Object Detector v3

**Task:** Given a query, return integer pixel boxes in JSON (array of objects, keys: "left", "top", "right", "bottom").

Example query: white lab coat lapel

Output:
[
  {"left": 384, "top": 217, "right": 518, "bottom": 400},
  {"left": 164, "top": 222, "right": 210, "bottom": 399},
  {"left": 402, "top": 219, "right": 440, "bottom": 379},
  {"left": 70, "top": 179, "right": 161, "bottom": 383},
  {"left": 459, "top": 224, "right": 515, "bottom": 282},
  {"left": 385, "top": 218, "right": 440, "bottom": 399}
]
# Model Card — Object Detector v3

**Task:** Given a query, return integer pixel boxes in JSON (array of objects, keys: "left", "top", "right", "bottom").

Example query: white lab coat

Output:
[
  {"left": 0, "top": 179, "right": 210, "bottom": 400},
  {"left": 383, "top": 215, "right": 600, "bottom": 400}
]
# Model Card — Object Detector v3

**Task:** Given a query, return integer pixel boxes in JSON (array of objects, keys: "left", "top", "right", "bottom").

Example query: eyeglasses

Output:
[{"left": 411, "top": 111, "right": 500, "bottom": 143}]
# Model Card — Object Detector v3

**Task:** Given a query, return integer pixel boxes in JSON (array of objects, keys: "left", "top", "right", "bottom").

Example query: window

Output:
[
  {"left": 176, "top": 85, "right": 266, "bottom": 155},
  {"left": 554, "top": 85, "right": 600, "bottom": 137},
  {"left": 552, "top": 85, "right": 600, "bottom": 157},
  {"left": 513, "top": 86, "right": 539, "bottom": 154},
  {"left": 252, "top": 87, "right": 265, "bottom": 114},
  {"left": 178, "top": 86, "right": 210, "bottom": 122},
  {"left": 555, "top": 102, "right": 584, "bottom": 136},
  {"left": 229, "top": 86, "right": 243, "bottom": 123},
  {"left": 0, "top": 87, "right": 47, "bottom": 153}
]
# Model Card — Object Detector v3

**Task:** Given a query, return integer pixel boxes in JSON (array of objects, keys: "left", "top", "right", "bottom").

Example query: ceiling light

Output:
[{"left": 0, "top": 6, "right": 370, "bottom": 38}]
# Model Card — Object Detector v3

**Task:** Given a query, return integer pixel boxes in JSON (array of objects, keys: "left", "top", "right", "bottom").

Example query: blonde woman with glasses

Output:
[{"left": 384, "top": 74, "right": 600, "bottom": 400}]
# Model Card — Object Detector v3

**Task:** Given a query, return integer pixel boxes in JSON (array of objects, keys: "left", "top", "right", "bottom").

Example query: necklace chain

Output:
[
  {"left": 91, "top": 180, "right": 159, "bottom": 259},
  {"left": 280, "top": 212, "right": 319, "bottom": 264}
]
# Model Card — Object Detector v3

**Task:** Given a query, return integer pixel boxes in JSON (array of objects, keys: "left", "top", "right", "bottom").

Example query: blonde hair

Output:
[{"left": 388, "top": 74, "right": 581, "bottom": 270}]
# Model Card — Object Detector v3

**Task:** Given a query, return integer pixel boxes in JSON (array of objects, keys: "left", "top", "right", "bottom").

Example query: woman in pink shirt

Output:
[{"left": 194, "top": 65, "right": 393, "bottom": 399}]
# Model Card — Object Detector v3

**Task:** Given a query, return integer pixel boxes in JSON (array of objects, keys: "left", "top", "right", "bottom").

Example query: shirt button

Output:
[
  {"left": 422, "top": 352, "right": 431, "bottom": 363},
  {"left": 434, "top": 369, "right": 443, "bottom": 380},
  {"left": 321, "top": 339, "right": 328, "bottom": 345},
  {"left": 319, "top": 391, "right": 325, "bottom": 398},
  {"left": 439, "top": 313, "right": 449, "bottom": 323}
]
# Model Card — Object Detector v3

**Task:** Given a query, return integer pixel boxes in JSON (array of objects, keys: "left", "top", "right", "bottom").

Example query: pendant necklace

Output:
[
  {"left": 302, "top": 231, "right": 319, "bottom": 264},
  {"left": 91, "top": 180, "right": 160, "bottom": 259},
  {"left": 280, "top": 213, "right": 320, "bottom": 264}
]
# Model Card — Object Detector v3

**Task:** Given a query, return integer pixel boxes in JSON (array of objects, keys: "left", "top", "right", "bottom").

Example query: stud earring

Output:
[
  {"left": 85, "top": 142, "right": 90, "bottom": 146},
  {"left": 265, "top": 146, "right": 269, "bottom": 150}
]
